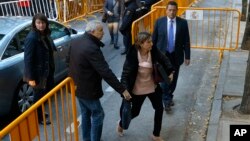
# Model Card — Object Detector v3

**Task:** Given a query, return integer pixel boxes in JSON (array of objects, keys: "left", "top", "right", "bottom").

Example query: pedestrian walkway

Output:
[
  {"left": 64, "top": 0, "right": 250, "bottom": 141},
  {"left": 67, "top": 8, "right": 221, "bottom": 141},
  {"left": 206, "top": 0, "right": 250, "bottom": 141}
]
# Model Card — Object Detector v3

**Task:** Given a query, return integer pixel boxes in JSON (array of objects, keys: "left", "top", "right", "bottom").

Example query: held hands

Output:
[
  {"left": 28, "top": 80, "right": 36, "bottom": 87},
  {"left": 122, "top": 90, "right": 132, "bottom": 101}
]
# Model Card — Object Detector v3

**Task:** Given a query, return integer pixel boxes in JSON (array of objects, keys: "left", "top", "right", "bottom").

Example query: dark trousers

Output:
[
  {"left": 122, "top": 30, "right": 132, "bottom": 52},
  {"left": 119, "top": 86, "right": 163, "bottom": 136},
  {"left": 33, "top": 73, "right": 54, "bottom": 118},
  {"left": 161, "top": 51, "right": 180, "bottom": 106}
]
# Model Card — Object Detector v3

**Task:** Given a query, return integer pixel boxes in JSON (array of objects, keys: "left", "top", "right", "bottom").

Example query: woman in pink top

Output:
[{"left": 117, "top": 32, "right": 175, "bottom": 141}]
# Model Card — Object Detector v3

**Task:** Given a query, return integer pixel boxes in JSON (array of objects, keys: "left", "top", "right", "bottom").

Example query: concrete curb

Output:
[{"left": 206, "top": 51, "right": 229, "bottom": 141}]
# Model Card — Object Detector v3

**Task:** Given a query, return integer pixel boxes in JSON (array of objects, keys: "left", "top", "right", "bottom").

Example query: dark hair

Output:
[
  {"left": 166, "top": 1, "right": 178, "bottom": 9},
  {"left": 134, "top": 32, "right": 151, "bottom": 49},
  {"left": 32, "top": 13, "right": 51, "bottom": 35}
]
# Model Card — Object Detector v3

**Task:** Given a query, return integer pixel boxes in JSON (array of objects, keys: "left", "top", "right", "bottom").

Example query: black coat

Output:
[
  {"left": 69, "top": 32, "right": 126, "bottom": 99},
  {"left": 121, "top": 46, "right": 174, "bottom": 93},
  {"left": 24, "top": 30, "right": 56, "bottom": 88}
]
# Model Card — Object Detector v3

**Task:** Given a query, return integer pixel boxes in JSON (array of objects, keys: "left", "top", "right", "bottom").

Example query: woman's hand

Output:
[
  {"left": 107, "top": 11, "right": 114, "bottom": 16},
  {"left": 28, "top": 80, "right": 36, "bottom": 87},
  {"left": 168, "top": 72, "right": 174, "bottom": 82},
  {"left": 122, "top": 90, "right": 132, "bottom": 100}
]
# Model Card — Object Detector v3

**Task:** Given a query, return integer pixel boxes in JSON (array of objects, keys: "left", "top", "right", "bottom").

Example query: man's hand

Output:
[
  {"left": 185, "top": 59, "right": 190, "bottom": 66},
  {"left": 28, "top": 80, "right": 36, "bottom": 87},
  {"left": 122, "top": 90, "right": 132, "bottom": 100}
]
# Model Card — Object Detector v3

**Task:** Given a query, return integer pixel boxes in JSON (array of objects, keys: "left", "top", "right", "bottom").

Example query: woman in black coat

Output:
[
  {"left": 117, "top": 32, "right": 174, "bottom": 141},
  {"left": 24, "top": 13, "right": 56, "bottom": 124}
]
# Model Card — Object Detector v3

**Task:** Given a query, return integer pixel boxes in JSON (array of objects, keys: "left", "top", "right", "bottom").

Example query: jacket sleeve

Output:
[
  {"left": 183, "top": 19, "right": 191, "bottom": 60},
  {"left": 104, "top": 0, "right": 109, "bottom": 13},
  {"left": 85, "top": 47, "right": 126, "bottom": 95},
  {"left": 120, "top": 47, "right": 137, "bottom": 91},
  {"left": 120, "top": 55, "right": 133, "bottom": 90},
  {"left": 152, "top": 19, "right": 159, "bottom": 49},
  {"left": 155, "top": 47, "right": 174, "bottom": 75},
  {"left": 24, "top": 36, "right": 36, "bottom": 81},
  {"left": 49, "top": 36, "right": 57, "bottom": 51},
  {"left": 118, "top": 2, "right": 121, "bottom": 16}
]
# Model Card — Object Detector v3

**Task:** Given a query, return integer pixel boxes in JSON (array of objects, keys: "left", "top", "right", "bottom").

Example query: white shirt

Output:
[{"left": 167, "top": 17, "right": 176, "bottom": 44}]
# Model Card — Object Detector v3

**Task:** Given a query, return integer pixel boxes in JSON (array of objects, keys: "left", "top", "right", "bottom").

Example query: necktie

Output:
[{"left": 168, "top": 20, "right": 174, "bottom": 53}]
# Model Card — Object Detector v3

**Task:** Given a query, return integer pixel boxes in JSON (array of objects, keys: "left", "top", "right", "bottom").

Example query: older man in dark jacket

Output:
[{"left": 69, "top": 20, "right": 131, "bottom": 141}]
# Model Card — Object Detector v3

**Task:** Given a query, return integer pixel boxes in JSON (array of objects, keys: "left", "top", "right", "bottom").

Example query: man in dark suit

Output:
[
  {"left": 152, "top": 1, "right": 190, "bottom": 113},
  {"left": 69, "top": 20, "right": 131, "bottom": 141}
]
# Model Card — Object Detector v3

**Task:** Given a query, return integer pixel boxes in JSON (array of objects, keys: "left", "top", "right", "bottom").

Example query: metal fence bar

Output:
[
  {"left": 0, "top": 77, "right": 79, "bottom": 141},
  {"left": 0, "top": 0, "right": 57, "bottom": 19},
  {"left": 131, "top": 6, "right": 241, "bottom": 63}
]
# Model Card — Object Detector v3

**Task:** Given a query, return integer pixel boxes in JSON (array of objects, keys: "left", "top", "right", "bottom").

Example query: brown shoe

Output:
[
  {"left": 116, "top": 120, "right": 124, "bottom": 137},
  {"left": 151, "top": 135, "right": 164, "bottom": 141}
]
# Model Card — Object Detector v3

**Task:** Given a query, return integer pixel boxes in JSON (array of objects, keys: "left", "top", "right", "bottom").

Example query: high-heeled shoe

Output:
[
  {"left": 151, "top": 135, "right": 164, "bottom": 141},
  {"left": 116, "top": 120, "right": 124, "bottom": 137}
]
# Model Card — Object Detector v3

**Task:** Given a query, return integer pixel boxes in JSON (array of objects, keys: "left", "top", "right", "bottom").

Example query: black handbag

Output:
[
  {"left": 101, "top": 12, "right": 108, "bottom": 23},
  {"left": 153, "top": 63, "right": 170, "bottom": 84},
  {"left": 121, "top": 99, "right": 131, "bottom": 129}
]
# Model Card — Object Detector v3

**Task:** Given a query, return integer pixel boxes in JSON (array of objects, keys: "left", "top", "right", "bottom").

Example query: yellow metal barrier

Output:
[
  {"left": 84, "top": 0, "right": 104, "bottom": 15},
  {"left": 0, "top": 77, "right": 79, "bottom": 141},
  {"left": 56, "top": 0, "right": 104, "bottom": 23},
  {"left": 132, "top": 7, "right": 241, "bottom": 63},
  {"left": 151, "top": 0, "right": 195, "bottom": 12},
  {"left": 56, "top": 0, "right": 87, "bottom": 23}
]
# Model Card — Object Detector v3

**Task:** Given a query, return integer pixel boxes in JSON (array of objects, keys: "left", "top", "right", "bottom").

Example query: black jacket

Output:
[
  {"left": 24, "top": 30, "right": 56, "bottom": 87},
  {"left": 69, "top": 32, "right": 126, "bottom": 99},
  {"left": 121, "top": 46, "right": 174, "bottom": 93}
]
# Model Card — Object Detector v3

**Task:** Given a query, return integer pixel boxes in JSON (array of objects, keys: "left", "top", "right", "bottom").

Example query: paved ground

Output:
[
  {"left": 205, "top": 0, "right": 250, "bottom": 141},
  {"left": 67, "top": 2, "right": 220, "bottom": 140},
  {"left": 1, "top": 0, "right": 250, "bottom": 141},
  {"left": 67, "top": 0, "right": 250, "bottom": 141}
]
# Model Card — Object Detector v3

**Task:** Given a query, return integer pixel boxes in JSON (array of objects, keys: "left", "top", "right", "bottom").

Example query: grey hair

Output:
[{"left": 85, "top": 20, "right": 103, "bottom": 32}]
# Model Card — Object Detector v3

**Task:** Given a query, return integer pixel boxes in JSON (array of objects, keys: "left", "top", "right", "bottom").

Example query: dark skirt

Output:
[{"left": 107, "top": 15, "right": 120, "bottom": 23}]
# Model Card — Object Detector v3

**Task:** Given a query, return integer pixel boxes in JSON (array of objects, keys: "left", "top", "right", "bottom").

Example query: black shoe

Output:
[
  {"left": 44, "top": 112, "right": 49, "bottom": 118},
  {"left": 38, "top": 112, "right": 49, "bottom": 118},
  {"left": 164, "top": 105, "right": 172, "bottom": 113},
  {"left": 39, "top": 117, "right": 51, "bottom": 125},
  {"left": 170, "top": 100, "right": 174, "bottom": 106},
  {"left": 121, "top": 50, "right": 127, "bottom": 55},
  {"left": 114, "top": 45, "right": 119, "bottom": 49}
]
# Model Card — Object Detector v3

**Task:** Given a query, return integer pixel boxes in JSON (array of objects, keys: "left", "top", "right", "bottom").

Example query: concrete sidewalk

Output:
[
  {"left": 65, "top": 0, "right": 250, "bottom": 141},
  {"left": 206, "top": 49, "right": 250, "bottom": 141},
  {"left": 206, "top": 0, "right": 250, "bottom": 141}
]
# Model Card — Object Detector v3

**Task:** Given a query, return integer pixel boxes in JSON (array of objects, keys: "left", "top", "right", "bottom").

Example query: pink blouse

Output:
[{"left": 132, "top": 51, "right": 155, "bottom": 95}]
